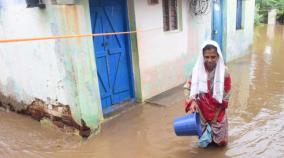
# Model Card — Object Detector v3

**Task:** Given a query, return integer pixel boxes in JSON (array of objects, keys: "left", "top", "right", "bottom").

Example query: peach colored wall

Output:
[{"left": 133, "top": 0, "right": 212, "bottom": 100}]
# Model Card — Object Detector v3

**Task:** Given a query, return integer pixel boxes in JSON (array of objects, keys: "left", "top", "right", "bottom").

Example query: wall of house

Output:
[
  {"left": 132, "top": 0, "right": 212, "bottom": 100},
  {"left": 0, "top": 0, "right": 256, "bottom": 133},
  {"left": 0, "top": 0, "right": 102, "bottom": 134},
  {"left": 224, "top": 0, "right": 255, "bottom": 62}
]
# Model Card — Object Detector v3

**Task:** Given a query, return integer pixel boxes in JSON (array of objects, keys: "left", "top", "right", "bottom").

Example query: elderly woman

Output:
[{"left": 184, "top": 40, "right": 231, "bottom": 147}]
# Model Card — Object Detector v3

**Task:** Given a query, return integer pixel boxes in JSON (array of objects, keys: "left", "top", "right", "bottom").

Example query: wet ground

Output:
[{"left": 1, "top": 25, "right": 284, "bottom": 158}]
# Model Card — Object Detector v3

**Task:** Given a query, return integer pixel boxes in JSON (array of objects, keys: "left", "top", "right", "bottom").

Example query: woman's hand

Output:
[{"left": 189, "top": 100, "right": 198, "bottom": 112}]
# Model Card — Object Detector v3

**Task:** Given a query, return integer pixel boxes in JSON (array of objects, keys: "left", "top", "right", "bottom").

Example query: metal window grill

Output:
[
  {"left": 149, "top": 0, "right": 159, "bottom": 5},
  {"left": 163, "top": 0, "right": 178, "bottom": 31},
  {"left": 189, "top": 0, "right": 210, "bottom": 16},
  {"left": 26, "top": 0, "right": 46, "bottom": 8}
]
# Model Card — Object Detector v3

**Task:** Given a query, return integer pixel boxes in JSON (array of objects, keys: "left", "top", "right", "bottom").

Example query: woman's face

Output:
[{"left": 203, "top": 48, "right": 219, "bottom": 71}]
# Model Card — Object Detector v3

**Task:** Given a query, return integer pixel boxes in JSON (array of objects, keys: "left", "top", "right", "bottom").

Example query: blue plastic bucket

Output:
[{"left": 173, "top": 112, "right": 202, "bottom": 137}]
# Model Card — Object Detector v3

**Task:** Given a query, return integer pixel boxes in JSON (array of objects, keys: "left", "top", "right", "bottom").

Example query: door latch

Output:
[
  {"left": 101, "top": 42, "right": 109, "bottom": 47},
  {"left": 213, "top": 30, "right": 218, "bottom": 34}
]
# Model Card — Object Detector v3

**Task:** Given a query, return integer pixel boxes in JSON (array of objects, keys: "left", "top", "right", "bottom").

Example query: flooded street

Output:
[
  {"left": 1, "top": 25, "right": 284, "bottom": 158},
  {"left": 227, "top": 25, "right": 284, "bottom": 157}
]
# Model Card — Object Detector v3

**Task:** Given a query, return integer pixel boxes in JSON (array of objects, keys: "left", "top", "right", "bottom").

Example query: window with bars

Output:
[
  {"left": 162, "top": 0, "right": 179, "bottom": 31},
  {"left": 25, "top": 0, "right": 45, "bottom": 8},
  {"left": 236, "top": 0, "right": 243, "bottom": 30},
  {"left": 149, "top": 0, "right": 159, "bottom": 5}
]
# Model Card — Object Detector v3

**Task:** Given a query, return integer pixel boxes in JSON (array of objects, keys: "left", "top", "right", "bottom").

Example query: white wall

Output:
[
  {"left": 133, "top": 0, "right": 212, "bottom": 100},
  {"left": 0, "top": 3, "right": 67, "bottom": 107},
  {"left": 0, "top": 0, "right": 102, "bottom": 129},
  {"left": 225, "top": 0, "right": 255, "bottom": 61}
]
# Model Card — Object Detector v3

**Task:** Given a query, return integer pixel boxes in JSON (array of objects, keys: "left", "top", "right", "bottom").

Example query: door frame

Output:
[
  {"left": 211, "top": 0, "right": 225, "bottom": 58},
  {"left": 123, "top": 0, "right": 136, "bottom": 102},
  {"left": 88, "top": 0, "right": 136, "bottom": 114}
]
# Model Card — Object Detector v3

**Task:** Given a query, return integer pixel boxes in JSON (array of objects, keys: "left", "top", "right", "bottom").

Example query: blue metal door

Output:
[
  {"left": 89, "top": 0, "right": 134, "bottom": 111},
  {"left": 212, "top": 0, "right": 223, "bottom": 50}
]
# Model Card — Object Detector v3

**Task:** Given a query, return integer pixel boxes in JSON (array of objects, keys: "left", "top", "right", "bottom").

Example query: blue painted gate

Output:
[
  {"left": 89, "top": 0, "right": 134, "bottom": 111},
  {"left": 212, "top": 0, "right": 223, "bottom": 51}
]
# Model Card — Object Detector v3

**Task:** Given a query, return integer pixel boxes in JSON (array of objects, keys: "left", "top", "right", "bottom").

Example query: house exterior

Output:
[{"left": 0, "top": 0, "right": 255, "bottom": 136}]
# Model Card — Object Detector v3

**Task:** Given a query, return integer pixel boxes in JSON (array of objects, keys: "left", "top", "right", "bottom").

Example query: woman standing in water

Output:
[{"left": 184, "top": 40, "right": 231, "bottom": 147}]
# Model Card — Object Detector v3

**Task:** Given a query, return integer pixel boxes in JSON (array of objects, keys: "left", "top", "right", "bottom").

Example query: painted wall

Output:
[
  {"left": 0, "top": 0, "right": 255, "bottom": 131},
  {"left": 224, "top": 0, "right": 255, "bottom": 62},
  {"left": 132, "top": 0, "right": 212, "bottom": 100},
  {"left": 0, "top": 0, "right": 102, "bottom": 130}
]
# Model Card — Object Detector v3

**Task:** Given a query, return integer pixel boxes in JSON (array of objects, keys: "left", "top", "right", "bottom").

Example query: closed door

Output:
[
  {"left": 212, "top": 0, "right": 223, "bottom": 50},
  {"left": 89, "top": 0, "right": 134, "bottom": 110}
]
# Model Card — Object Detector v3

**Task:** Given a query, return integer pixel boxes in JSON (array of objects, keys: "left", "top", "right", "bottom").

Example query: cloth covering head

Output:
[{"left": 190, "top": 40, "right": 225, "bottom": 103}]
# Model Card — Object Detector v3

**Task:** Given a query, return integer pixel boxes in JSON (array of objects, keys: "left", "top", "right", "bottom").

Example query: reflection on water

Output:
[
  {"left": 227, "top": 25, "right": 284, "bottom": 157},
  {"left": 0, "top": 25, "right": 284, "bottom": 158},
  {"left": 283, "top": 26, "right": 284, "bottom": 39},
  {"left": 267, "top": 24, "right": 275, "bottom": 39},
  {"left": 0, "top": 110, "right": 83, "bottom": 158}
]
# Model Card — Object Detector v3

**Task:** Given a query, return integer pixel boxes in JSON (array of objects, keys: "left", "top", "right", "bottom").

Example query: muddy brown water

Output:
[{"left": 1, "top": 25, "right": 284, "bottom": 158}]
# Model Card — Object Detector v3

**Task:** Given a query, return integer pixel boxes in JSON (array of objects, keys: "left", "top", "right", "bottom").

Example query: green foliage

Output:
[
  {"left": 255, "top": 0, "right": 284, "bottom": 25},
  {"left": 254, "top": 4, "right": 265, "bottom": 26}
]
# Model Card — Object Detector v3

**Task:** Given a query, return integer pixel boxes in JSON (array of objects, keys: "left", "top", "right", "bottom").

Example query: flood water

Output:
[{"left": 1, "top": 25, "right": 284, "bottom": 158}]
